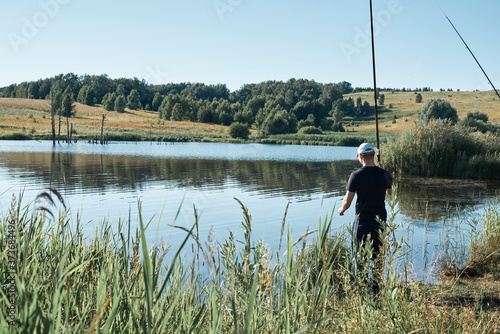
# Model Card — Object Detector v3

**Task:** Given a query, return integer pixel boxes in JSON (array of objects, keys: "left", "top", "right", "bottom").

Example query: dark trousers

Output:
[{"left": 352, "top": 214, "right": 386, "bottom": 294}]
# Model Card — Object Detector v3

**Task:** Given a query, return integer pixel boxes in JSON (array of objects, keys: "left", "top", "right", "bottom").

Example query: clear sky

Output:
[{"left": 1, "top": 0, "right": 498, "bottom": 92}]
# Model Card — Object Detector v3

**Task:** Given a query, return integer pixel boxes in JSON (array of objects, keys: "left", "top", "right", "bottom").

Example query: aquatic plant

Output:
[
  {"left": 0, "top": 191, "right": 498, "bottom": 333},
  {"left": 383, "top": 120, "right": 500, "bottom": 179}
]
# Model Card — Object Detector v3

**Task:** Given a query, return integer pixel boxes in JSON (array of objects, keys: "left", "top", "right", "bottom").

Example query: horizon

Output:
[{"left": 1, "top": 0, "right": 499, "bottom": 93}]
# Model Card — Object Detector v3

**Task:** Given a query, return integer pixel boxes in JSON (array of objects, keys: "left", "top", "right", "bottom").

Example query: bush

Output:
[
  {"left": 466, "top": 110, "right": 489, "bottom": 122},
  {"left": 298, "top": 126, "right": 323, "bottom": 135},
  {"left": 228, "top": 122, "right": 250, "bottom": 139},
  {"left": 417, "top": 99, "right": 458, "bottom": 124},
  {"left": 0, "top": 132, "right": 31, "bottom": 140},
  {"left": 384, "top": 121, "right": 500, "bottom": 179}
]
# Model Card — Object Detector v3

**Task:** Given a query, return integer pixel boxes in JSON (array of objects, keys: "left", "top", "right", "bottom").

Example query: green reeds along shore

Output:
[
  {"left": 1, "top": 191, "right": 499, "bottom": 333},
  {"left": 383, "top": 120, "right": 500, "bottom": 179}
]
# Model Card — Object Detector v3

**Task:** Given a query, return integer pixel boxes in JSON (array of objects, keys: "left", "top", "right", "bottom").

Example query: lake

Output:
[{"left": 0, "top": 140, "right": 498, "bottom": 280}]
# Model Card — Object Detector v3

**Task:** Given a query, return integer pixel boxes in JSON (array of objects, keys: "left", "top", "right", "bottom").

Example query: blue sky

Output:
[{"left": 1, "top": 0, "right": 499, "bottom": 92}]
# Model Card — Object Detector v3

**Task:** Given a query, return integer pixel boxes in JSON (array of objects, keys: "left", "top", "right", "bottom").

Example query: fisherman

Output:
[{"left": 338, "top": 142, "right": 393, "bottom": 294}]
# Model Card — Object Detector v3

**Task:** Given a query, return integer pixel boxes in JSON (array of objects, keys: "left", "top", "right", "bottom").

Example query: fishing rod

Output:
[
  {"left": 435, "top": 1, "right": 500, "bottom": 100},
  {"left": 369, "top": 0, "right": 381, "bottom": 162}
]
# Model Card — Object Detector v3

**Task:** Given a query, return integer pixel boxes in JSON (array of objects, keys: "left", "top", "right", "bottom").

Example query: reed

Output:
[
  {"left": 0, "top": 191, "right": 499, "bottom": 333},
  {"left": 383, "top": 120, "right": 500, "bottom": 179}
]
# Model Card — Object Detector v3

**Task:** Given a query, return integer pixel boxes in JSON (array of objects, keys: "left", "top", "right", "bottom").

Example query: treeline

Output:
[
  {"left": 0, "top": 74, "right": 385, "bottom": 136},
  {"left": 352, "top": 87, "right": 434, "bottom": 93}
]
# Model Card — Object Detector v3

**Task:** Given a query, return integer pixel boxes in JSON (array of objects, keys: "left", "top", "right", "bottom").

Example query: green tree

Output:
[
  {"left": 151, "top": 92, "right": 163, "bottom": 111},
  {"left": 116, "top": 84, "right": 126, "bottom": 96},
  {"left": 77, "top": 85, "right": 95, "bottom": 106},
  {"left": 378, "top": 94, "right": 385, "bottom": 106},
  {"left": 259, "top": 107, "right": 297, "bottom": 135},
  {"left": 233, "top": 110, "right": 254, "bottom": 126},
  {"left": 102, "top": 92, "right": 117, "bottom": 111},
  {"left": 61, "top": 92, "right": 75, "bottom": 117},
  {"left": 415, "top": 93, "right": 423, "bottom": 103},
  {"left": 114, "top": 95, "right": 127, "bottom": 113},
  {"left": 53, "top": 91, "right": 63, "bottom": 113},
  {"left": 28, "top": 82, "right": 40, "bottom": 99},
  {"left": 417, "top": 99, "right": 458, "bottom": 125},
  {"left": 127, "top": 89, "right": 142, "bottom": 110},
  {"left": 331, "top": 106, "right": 345, "bottom": 132},
  {"left": 197, "top": 101, "right": 215, "bottom": 123},
  {"left": 297, "top": 114, "right": 315, "bottom": 129},
  {"left": 228, "top": 122, "right": 251, "bottom": 139},
  {"left": 212, "top": 98, "right": 233, "bottom": 125}
]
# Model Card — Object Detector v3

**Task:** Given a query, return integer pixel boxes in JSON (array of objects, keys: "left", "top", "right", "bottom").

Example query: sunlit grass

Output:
[{"left": 0, "top": 189, "right": 499, "bottom": 333}]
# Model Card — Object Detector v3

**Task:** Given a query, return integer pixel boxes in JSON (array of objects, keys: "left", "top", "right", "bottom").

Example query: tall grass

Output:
[
  {"left": 0, "top": 191, "right": 499, "bottom": 333},
  {"left": 384, "top": 120, "right": 500, "bottom": 179}
]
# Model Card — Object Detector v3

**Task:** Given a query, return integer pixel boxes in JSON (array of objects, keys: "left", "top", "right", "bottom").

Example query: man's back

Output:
[{"left": 347, "top": 166, "right": 392, "bottom": 219}]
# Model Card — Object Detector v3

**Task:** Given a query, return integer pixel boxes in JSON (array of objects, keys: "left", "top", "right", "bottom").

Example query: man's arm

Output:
[{"left": 338, "top": 191, "right": 355, "bottom": 216}]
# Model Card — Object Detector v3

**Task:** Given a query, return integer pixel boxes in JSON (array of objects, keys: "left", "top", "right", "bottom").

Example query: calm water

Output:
[{"left": 1, "top": 140, "right": 498, "bottom": 280}]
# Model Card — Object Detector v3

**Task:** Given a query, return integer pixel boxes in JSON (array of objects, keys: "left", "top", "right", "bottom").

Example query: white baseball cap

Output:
[{"left": 357, "top": 143, "right": 375, "bottom": 155}]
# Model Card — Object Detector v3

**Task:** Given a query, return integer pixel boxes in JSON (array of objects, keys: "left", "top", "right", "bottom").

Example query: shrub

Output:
[
  {"left": 228, "top": 122, "right": 250, "bottom": 139},
  {"left": 298, "top": 126, "right": 323, "bottom": 135},
  {"left": 0, "top": 132, "right": 31, "bottom": 140},
  {"left": 417, "top": 99, "right": 458, "bottom": 124}
]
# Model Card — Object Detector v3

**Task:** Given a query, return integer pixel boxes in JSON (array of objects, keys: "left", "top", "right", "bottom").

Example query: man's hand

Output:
[{"left": 339, "top": 191, "right": 355, "bottom": 216}]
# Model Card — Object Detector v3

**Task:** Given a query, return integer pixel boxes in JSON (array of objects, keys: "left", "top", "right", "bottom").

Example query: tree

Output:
[
  {"left": 415, "top": 93, "right": 423, "bottom": 103},
  {"left": 233, "top": 110, "right": 254, "bottom": 126},
  {"left": 151, "top": 92, "right": 163, "bottom": 111},
  {"left": 102, "top": 92, "right": 117, "bottom": 111},
  {"left": 417, "top": 99, "right": 458, "bottom": 125},
  {"left": 378, "top": 94, "right": 385, "bottom": 106},
  {"left": 77, "top": 85, "right": 95, "bottom": 106},
  {"left": 298, "top": 114, "right": 315, "bottom": 129},
  {"left": 53, "top": 91, "right": 63, "bottom": 113},
  {"left": 28, "top": 82, "right": 40, "bottom": 99},
  {"left": 258, "top": 107, "right": 297, "bottom": 135},
  {"left": 114, "top": 95, "right": 126, "bottom": 113},
  {"left": 61, "top": 91, "right": 75, "bottom": 117},
  {"left": 197, "top": 102, "right": 215, "bottom": 123},
  {"left": 116, "top": 84, "right": 126, "bottom": 96},
  {"left": 127, "top": 89, "right": 142, "bottom": 110},
  {"left": 228, "top": 122, "right": 251, "bottom": 139},
  {"left": 331, "top": 106, "right": 345, "bottom": 132}
]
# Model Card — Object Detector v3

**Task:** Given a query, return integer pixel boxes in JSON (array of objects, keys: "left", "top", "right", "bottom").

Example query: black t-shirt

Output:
[{"left": 346, "top": 166, "right": 393, "bottom": 219}]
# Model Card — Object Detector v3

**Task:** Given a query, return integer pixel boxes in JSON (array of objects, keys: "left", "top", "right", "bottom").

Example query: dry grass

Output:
[
  {"left": 0, "top": 97, "right": 231, "bottom": 138},
  {"left": 345, "top": 90, "right": 500, "bottom": 133}
]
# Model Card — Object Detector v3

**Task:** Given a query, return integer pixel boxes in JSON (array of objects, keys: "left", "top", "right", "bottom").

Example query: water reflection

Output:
[
  {"left": 1, "top": 142, "right": 499, "bottom": 282},
  {"left": 396, "top": 176, "right": 500, "bottom": 222},
  {"left": 1, "top": 150, "right": 498, "bottom": 223},
  {"left": 0, "top": 151, "right": 356, "bottom": 200}
]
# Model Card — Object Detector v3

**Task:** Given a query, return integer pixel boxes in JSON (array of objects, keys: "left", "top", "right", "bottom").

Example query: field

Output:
[
  {"left": 344, "top": 90, "right": 500, "bottom": 133},
  {"left": 0, "top": 90, "right": 498, "bottom": 142},
  {"left": 0, "top": 98, "right": 231, "bottom": 141}
]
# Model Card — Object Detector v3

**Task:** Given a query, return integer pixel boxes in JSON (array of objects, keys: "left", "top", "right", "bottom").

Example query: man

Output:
[{"left": 338, "top": 143, "right": 393, "bottom": 294}]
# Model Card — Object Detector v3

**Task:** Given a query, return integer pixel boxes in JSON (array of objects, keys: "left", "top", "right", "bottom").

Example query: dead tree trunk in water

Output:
[
  {"left": 66, "top": 114, "right": 70, "bottom": 143},
  {"left": 58, "top": 111, "right": 61, "bottom": 143},
  {"left": 100, "top": 114, "right": 105, "bottom": 144},
  {"left": 51, "top": 89, "right": 56, "bottom": 146}
]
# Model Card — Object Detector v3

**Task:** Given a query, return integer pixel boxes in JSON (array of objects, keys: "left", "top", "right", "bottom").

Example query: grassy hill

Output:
[
  {"left": 0, "top": 90, "right": 498, "bottom": 143},
  {"left": 344, "top": 90, "right": 499, "bottom": 133}
]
